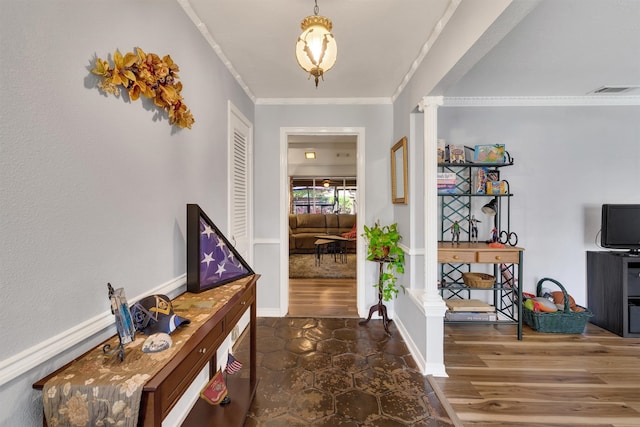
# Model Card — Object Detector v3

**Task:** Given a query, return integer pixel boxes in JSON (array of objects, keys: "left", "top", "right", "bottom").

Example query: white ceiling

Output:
[
  {"left": 287, "top": 138, "right": 357, "bottom": 176},
  {"left": 179, "top": 0, "right": 640, "bottom": 101},
  {"left": 445, "top": 0, "right": 640, "bottom": 98}
]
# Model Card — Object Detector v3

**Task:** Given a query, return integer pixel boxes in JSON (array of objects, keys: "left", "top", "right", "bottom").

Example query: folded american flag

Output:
[{"left": 225, "top": 353, "right": 243, "bottom": 375}]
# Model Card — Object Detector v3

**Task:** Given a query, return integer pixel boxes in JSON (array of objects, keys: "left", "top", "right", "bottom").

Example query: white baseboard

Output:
[
  {"left": 257, "top": 308, "right": 283, "bottom": 317},
  {"left": 393, "top": 316, "right": 426, "bottom": 374}
]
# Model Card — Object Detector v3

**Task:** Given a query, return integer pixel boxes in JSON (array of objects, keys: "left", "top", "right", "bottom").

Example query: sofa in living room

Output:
[{"left": 289, "top": 213, "right": 357, "bottom": 254}]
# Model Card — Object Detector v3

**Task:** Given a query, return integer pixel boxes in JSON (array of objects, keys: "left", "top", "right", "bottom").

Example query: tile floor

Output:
[{"left": 234, "top": 317, "right": 455, "bottom": 426}]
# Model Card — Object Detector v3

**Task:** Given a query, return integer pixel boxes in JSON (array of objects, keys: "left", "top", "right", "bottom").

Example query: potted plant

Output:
[{"left": 363, "top": 221, "right": 406, "bottom": 301}]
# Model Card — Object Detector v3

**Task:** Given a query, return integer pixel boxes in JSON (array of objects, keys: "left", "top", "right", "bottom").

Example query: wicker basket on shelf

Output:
[{"left": 462, "top": 272, "right": 495, "bottom": 289}]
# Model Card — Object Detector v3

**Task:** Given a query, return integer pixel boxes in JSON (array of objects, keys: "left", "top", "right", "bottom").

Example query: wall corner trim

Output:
[
  {"left": 442, "top": 95, "right": 640, "bottom": 107},
  {"left": 0, "top": 275, "right": 186, "bottom": 387}
]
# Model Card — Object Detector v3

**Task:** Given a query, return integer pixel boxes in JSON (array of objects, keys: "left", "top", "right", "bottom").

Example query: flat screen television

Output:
[{"left": 601, "top": 204, "right": 640, "bottom": 254}]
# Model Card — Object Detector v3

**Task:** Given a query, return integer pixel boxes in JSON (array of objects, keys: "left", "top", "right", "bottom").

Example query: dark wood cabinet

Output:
[{"left": 587, "top": 251, "right": 640, "bottom": 337}]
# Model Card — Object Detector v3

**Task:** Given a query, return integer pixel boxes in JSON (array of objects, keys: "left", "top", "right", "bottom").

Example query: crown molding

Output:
[
  {"left": 391, "top": 0, "right": 462, "bottom": 103},
  {"left": 256, "top": 97, "right": 392, "bottom": 106},
  {"left": 177, "top": 0, "right": 257, "bottom": 103},
  {"left": 442, "top": 95, "right": 640, "bottom": 107}
]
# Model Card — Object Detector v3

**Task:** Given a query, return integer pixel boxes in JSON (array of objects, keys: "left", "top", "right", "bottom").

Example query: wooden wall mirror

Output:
[{"left": 391, "top": 136, "right": 408, "bottom": 204}]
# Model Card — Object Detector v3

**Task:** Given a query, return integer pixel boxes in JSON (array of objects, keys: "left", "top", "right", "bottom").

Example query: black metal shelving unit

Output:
[{"left": 438, "top": 149, "right": 520, "bottom": 324}]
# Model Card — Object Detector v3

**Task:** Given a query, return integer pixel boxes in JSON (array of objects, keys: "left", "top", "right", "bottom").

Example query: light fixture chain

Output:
[{"left": 314, "top": 0, "right": 319, "bottom": 15}]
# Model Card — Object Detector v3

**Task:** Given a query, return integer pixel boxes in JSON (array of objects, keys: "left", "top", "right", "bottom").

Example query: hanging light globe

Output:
[{"left": 295, "top": 2, "right": 337, "bottom": 88}]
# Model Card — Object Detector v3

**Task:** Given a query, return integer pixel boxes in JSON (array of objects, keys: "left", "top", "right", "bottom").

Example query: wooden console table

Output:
[
  {"left": 33, "top": 274, "right": 259, "bottom": 427},
  {"left": 438, "top": 242, "right": 524, "bottom": 340}
]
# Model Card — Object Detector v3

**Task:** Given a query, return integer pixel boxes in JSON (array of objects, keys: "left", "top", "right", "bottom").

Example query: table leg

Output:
[
  {"left": 359, "top": 261, "right": 392, "bottom": 334},
  {"left": 359, "top": 298, "right": 392, "bottom": 334}
]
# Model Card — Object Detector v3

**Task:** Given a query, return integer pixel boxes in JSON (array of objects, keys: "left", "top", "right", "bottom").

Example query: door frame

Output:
[
  {"left": 279, "top": 127, "right": 366, "bottom": 317},
  {"left": 227, "top": 101, "right": 254, "bottom": 265}
]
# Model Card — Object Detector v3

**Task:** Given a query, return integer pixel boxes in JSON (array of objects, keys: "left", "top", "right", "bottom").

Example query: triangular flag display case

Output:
[{"left": 186, "top": 203, "right": 254, "bottom": 293}]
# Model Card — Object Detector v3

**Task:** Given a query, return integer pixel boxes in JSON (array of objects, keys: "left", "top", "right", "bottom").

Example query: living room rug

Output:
[{"left": 289, "top": 253, "right": 357, "bottom": 279}]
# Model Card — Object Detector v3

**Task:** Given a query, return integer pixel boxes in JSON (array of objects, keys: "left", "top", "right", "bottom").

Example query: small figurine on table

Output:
[
  {"left": 490, "top": 227, "right": 499, "bottom": 243},
  {"left": 450, "top": 221, "right": 461, "bottom": 246},
  {"left": 470, "top": 215, "right": 481, "bottom": 242}
]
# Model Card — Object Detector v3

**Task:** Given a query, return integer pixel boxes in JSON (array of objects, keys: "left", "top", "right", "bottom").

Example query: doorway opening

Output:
[{"left": 280, "top": 128, "right": 366, "bottom": 318}]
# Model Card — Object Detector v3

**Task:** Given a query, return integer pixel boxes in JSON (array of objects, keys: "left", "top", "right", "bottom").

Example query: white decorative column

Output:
[{"left": 420, "top": 96, "right": 448, "bottom": 377}]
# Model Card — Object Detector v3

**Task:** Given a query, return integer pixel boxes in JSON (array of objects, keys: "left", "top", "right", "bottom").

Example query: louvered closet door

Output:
[{"left": 229, "top": 103, "right": 252, "bottom": 264}]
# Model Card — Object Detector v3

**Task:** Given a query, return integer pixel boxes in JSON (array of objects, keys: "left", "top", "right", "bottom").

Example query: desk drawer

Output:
[
  {"left": 161, "top": 320, "right": 224, "bottom": 414},
  {"left": 438, "top": 250, "right": 475, "bottom": 264},
  {"left": 477, "top": 250, "right": 519, "bottom": 264},
  {"left": 225, "top": 285, "right": 254, "bottom": 331}
]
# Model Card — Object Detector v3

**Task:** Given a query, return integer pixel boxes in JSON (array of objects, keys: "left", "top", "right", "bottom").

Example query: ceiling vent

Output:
[{"left": 590, "top": 85, "right": 639, "bottom": 94}]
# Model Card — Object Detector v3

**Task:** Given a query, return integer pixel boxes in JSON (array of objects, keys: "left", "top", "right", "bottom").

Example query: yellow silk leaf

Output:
[
  {"left": 123, "top": 70, "right": 136, "bottom": 82},
  {"left": 93, "top": 47, "right": 194, "bottom": 128},
  {"left": 122, "top": 52, "right": 137, "bottom": 68},
  {"left": 113, "top": 50, "right": 123, "bottom": 68}
]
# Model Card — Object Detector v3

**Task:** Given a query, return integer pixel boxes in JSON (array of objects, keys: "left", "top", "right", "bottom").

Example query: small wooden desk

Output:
[
  {"left": 34, "top": 275, "right": 259, "bottom": 427},
  {"left": 438, "top": 242, "right": 524, "bottom": 339}
]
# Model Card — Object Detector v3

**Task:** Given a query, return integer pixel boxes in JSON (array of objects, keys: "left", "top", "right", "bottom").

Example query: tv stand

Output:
[
  {"left": 608, "top": 251, "right": 640, "bottom": 258},
  {"left": 587, "top": 251, "right": 640, "bottom": 337}
]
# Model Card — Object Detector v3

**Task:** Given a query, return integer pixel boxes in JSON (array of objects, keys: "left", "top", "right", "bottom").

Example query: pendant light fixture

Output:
[{"left": 295, "top": 0, "right": 337, "bottom": 88}]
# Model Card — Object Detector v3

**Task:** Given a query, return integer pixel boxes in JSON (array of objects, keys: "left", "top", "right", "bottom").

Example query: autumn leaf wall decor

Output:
[{"left": 91, "top": 48, "right": 195, "bottom": 129}]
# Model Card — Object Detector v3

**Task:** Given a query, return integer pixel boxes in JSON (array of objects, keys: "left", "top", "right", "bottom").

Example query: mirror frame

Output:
[{"left": 391, "top": 136, "right": 408, "bottom": 204}]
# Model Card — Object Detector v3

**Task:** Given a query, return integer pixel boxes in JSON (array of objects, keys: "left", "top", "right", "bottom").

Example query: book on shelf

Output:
[
  {"left": 486, "top": 169, "right": 500, "bottom": 182},
  {"left": 475, "top": 168, "right": 502, "bottom": 194},
  {"left": 438, "top": 187, "right": 456, "bottom": 195},
  {"left": 448, "top": 144, "right": 465, "bottom": 163},
  {"left": 487, "top": 180, "right": 507, "bottom": 194},
  {"left": 438, "top": 172, "right": 456, "bottom": 182},
  {"left": 437, "top": 172, "right": 456, "bottom": 194},
  {"left": 475, "top": 167, "right": 488, "bottom": 194},
  {"left": 445, "top": 311, "right": 498, "bottom": 321},
  {"left": 437, "top": 139, "right": 446, "bottom": 163},
  {"left": 474, "top": 144, "right": 506, "bottom": 163},
  {"left": 445, "top": 299, "right": 495, "bottom": 312}
]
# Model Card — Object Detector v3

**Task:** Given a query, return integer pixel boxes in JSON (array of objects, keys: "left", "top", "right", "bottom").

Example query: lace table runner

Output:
[{"left": 42, "top": 277, "right": 252, "bottom": 427}]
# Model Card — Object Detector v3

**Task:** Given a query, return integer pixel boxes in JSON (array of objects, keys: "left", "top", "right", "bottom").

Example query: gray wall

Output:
[
  {"left": 438, "top": 105, "right": 640, "bottom": 304},
  {"left": 254, "top": 104, "right": 393, "bottom": 313},
  {"left": 390, "top": 83, "right": 428, "bottom": 350},
  {"left": 0, "top": 1, "right": 254, "bottom": 425}
]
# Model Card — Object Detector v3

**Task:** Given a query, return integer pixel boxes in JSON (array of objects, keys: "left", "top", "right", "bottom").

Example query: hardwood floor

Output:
[
  {"left": 288, "top": 278, "right": 358, "bottom": 318},
  {"left": 434, "top": 322, "right": 640, "bottom": 426}
]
